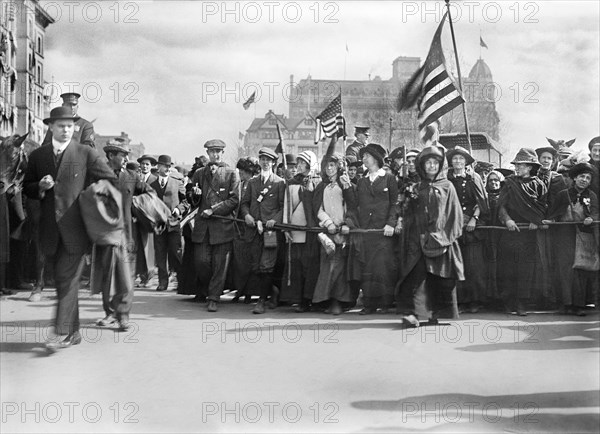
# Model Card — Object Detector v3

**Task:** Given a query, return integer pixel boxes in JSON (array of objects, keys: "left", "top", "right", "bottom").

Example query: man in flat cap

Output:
[
  {"left": 42, "top": 93, "right": 95, "bottom": 148},
  {"left": 240, "top": 147, "right": 285, "bottom": 314},
  {"left": 150, "top": 154, "right": 188, "bottom": 291},
  {"left": 188, "top": 139, "right": 240, "bottom": 312},
  {"left": 93, "top": 140, "right": 154, "bottom": 330},
  {"left": 23, "top": 107, "right": 116, "bottom": 350},
  {"left": 346, "top": 125, "right": 370, "bottom": 159}
]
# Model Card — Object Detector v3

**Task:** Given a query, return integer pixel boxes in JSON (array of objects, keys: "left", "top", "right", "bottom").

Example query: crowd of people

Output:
[{"left": 1, "top": 97, "right": 599, "bottom": 350}]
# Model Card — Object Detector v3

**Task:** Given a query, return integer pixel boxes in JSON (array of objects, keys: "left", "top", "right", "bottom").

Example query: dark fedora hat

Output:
[
  {"left": 511, "top": 148, "right": 541, "bottom": 167},
  {"left": 137, "top": 154, "right": 157, "bottom": 165},
  {"left": 569, "top": 162, "right": 598, "bottom": 179},
  {"left": 204, "top": 139, "right": 226, "bottom": 150},
  {"left": 157, "top": 155, "right": 173, "bottom": 166},
  {"left": 258, "top": 147, "right": 278, "bottom": 161},
  {"left": 43, "top": 106, "right": 80, "bottom": 125},
  {"left": 535, "top": 146, "right": 558, "bottom": 158},
  {"left": 588, "top": 136, "right": 600, "bottom": 151},
  {"left": 359, "top": 143, "right": 387, "bottom": 168},
  {"left": 104, "top": 139, "right": 130, "bottom": 154},
  {"left": 447, "top": 145, "right": 474, "bottom": 166}
]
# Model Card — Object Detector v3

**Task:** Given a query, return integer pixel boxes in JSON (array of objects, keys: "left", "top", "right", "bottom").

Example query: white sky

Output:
[{"left": 41, "top": 0, "right": 600, "bottom": 165}]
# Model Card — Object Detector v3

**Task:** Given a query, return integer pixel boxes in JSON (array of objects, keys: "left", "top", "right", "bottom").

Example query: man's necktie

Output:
[{"left": 160, "top": 178, "right": 166, "bottom": 188}]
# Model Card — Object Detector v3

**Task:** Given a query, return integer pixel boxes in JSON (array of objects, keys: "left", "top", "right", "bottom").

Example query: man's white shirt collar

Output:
[{"left": 52, "top": 138, "right": 69, "bottom": 155}]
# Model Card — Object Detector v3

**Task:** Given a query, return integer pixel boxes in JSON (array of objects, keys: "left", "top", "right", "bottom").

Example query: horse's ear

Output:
[
  {"left": 13, "top": 133, "right": 29, "bottom": 148},
  {"left": 546, "top": 137, "right": 558, "bottom": 148},
  {"left": 565, "top": 138, "right": 576, "bottom": 147}
]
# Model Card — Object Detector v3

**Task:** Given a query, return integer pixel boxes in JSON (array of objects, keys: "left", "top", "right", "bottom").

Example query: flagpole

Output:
[
  {"left": 276, "top": 123, "right": 293, "bottom": 287},
  {"left": 344, "top": 43, "right": 348, "bottom": 80},
  {"left": 445, "top": 0, "right": 472, "bottom": 153}
]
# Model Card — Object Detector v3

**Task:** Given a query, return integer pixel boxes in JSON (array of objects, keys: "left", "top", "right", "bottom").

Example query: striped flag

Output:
[
  {"left": 314, "top": 93, "right": 346, "bottom": 144},
  {"left": 242, "top": 91, "right": 256, "bottom": 110},
  {"left": 397, "top": 12, "right": 464, "bottom": 143}
]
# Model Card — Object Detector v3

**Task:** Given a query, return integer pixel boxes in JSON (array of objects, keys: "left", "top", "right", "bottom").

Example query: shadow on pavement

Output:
[{"left": 352, "top": 390, "right": 600, "bottom": 433}]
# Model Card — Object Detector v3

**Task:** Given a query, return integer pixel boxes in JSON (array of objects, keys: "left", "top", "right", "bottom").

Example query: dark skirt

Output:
[
  {"left": 280, "top": 238, "right": 320, "bottom": 304},
  {"left": 456, "top": 231, "right": 487, "bottom": 305},
  {"left": 358, "top": 233, "right": 397, "bottom": 308},
  {"left": 497, "top": 230, "right": 539, "bottom": 304},
  {"left": 312, "top": 243, "right": 352, "bottom": 304},
  {"left": 229, "top": 237, "right": 260, "bottom": 296}
]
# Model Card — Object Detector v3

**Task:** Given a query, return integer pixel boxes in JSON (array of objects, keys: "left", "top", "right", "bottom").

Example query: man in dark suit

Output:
[
  {"left": 135, "top": 154, "right": 158, "bottom": 286},
  {"left": 240, "top": 147, "right": 285, "bottom": 314},
  {"left": 23, "top": 107, "right": 116, "bottom": 350},
  {"left": 188, "top": 139, "right": 240, "bottom": 312},
  {"left": 345, "top": 125, "right": 370, "bottom": 159},
  {"left": 92, "top": 140, "right": 154, "bottom": 330},
  {"left": 42, "top": 93, "right": 95, "bottom": 148},
  {"left": 150, "top": 155, "right": 187, "bottom": 291}
]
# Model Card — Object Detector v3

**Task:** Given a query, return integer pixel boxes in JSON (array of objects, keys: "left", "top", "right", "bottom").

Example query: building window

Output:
[{"left": 37, "top": 36, "right": 43, "bottom": 55}]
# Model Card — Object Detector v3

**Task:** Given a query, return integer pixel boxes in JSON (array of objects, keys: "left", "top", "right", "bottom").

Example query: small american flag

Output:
[{"left": 314, "top": 93, "right": 346, "bottom": 144}]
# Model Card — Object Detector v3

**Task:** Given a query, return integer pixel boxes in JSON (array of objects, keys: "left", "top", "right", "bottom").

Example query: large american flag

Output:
[
  {"left": 314, "top": 93, "right": 346, "bottom": 144},
  {"left": 397, "top": 12, "right": 464, "bottom": 143}
]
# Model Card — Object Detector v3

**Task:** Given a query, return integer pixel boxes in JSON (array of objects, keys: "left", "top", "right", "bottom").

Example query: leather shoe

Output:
[
  {"left": 118, "top": 317, "right": 130, "bottom": 331},
  {"left": 45, "top": 331, "right": 82, "bottom": 352},
  {"left": 156, "top": 286, "right": 167, "bottom": 292},
  {"left": 96, "top": 314, "right": 117, "bottom": 327},
  {"left": 402, "top": 314, "right": 420, "bottom": 328},
  {"left": 359, "top": 307, "right": 376, "bottom": 315},
  {"left": 29, "top": 291, "right": 42, "bottom": 302},
  {"left": 207, "top": 300, "right": 218, "bottom": 312},
  {"left": 253, "top": 300, "right": 266, "bottom": 314},
  {"left": 330, "top": 300, "right": 342, "bottom": 316}
]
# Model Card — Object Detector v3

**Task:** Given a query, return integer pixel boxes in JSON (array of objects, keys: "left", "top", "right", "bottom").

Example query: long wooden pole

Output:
[{"left": 445, "top": 0, "right": 472, "bottom": 153}]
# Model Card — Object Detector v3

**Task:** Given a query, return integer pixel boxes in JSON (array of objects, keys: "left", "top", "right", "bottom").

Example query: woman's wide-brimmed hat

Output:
[
  {"left": 446, "top": 145, "right": 475, "bottom": 166},
  {"left": 510, "top": 148, "right": 541, "bottom": 167},
  {"left": 535, "top": 146, "right": 558, "bottom": 159}
]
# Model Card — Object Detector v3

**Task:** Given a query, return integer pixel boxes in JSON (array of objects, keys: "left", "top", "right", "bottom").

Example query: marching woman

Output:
[
  {"left": 311, "top": 153, "right": 356, "bottom": 315},
  {"left": 544, "top": 163, "right": 599, "bottom": 315},
  {"left": 447, "top": 146, "right": 489, "bottom": 313},
  {"left": 353, "top": 143, "right": 398, "bottom": 314},
  {"left": 497, "top": 148, "right": 548, "bottom": 316},
  {"left": 396, "top": 144, "right": 463, "bottom": 326}
]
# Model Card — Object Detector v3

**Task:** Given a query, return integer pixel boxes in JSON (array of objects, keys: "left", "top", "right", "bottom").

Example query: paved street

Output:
[{"left": 1, "top": 286, "right": 599, "bottom": 433}]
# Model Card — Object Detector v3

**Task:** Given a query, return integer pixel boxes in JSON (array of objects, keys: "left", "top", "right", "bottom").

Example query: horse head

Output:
[{"left": 0, "top": 133, "right": 29, "bottom": 195}]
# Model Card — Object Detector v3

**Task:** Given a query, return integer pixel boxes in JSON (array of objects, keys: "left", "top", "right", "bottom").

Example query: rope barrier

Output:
[{"left": 203, "top": 214, "right": 600, "bottom": 234}]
